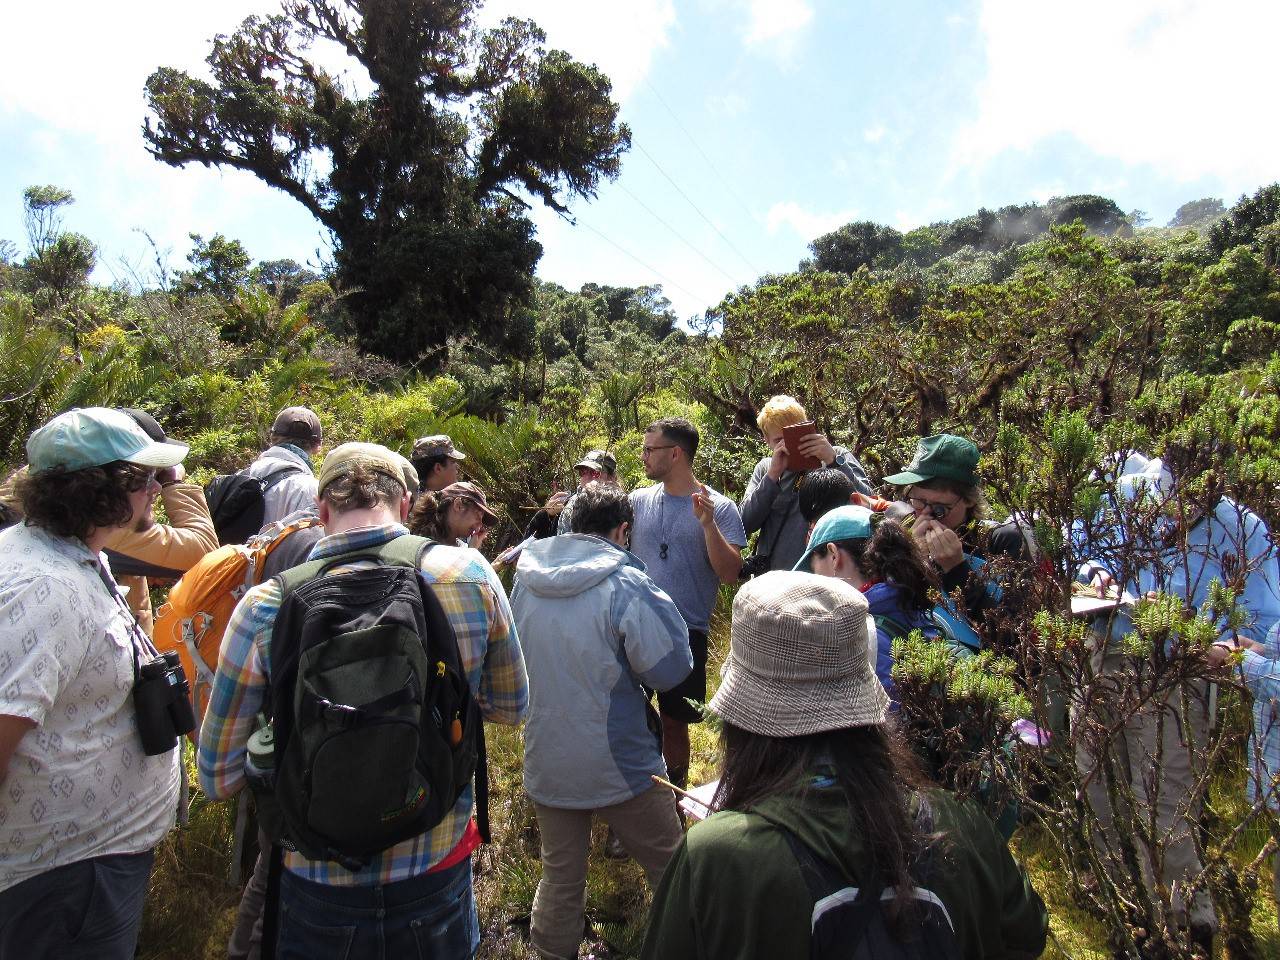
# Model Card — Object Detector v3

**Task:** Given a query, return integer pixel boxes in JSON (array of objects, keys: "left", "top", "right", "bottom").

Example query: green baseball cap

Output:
[
  {"left": 318, "top": 442, "right": 409, "bottom": 497},
  {"left": 882, "top": 434, "right": 979, "bottom": 487},
  {"left": 27, "top": 407, "right": 189, "bottom": 474},
  {"left": 793, "top": 505, "right": 874, "bottom": 571}
]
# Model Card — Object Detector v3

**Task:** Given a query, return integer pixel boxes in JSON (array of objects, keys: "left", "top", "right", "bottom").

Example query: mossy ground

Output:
[{"left": 138, "top": 589, "right": 1280, "bottom": 959}]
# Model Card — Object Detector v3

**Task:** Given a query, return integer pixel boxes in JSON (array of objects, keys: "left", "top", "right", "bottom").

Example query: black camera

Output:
[
  {"left": 739, "top": 552, "right": 772, "bottom": 582},
  {"left": 133, "top": 651, "right": 196, "bottom": 755}
]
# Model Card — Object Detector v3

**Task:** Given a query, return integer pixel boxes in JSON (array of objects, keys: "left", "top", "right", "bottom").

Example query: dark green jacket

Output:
[{"left": 641, "top": 786, "right": 1046, "bottom": 960}]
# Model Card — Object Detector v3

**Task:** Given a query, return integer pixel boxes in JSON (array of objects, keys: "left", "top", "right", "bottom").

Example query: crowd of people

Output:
[{"left": 0, "top": 393, "right": 1277, "bottom": 960}]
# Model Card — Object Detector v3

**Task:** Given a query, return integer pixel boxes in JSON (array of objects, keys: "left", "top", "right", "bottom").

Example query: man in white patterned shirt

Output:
[{"left": 0, "top": 407, "right": 188, "bottom": 959}]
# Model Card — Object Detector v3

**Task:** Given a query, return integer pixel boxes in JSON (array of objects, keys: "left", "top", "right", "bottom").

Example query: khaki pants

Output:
[
  {"left": 531, "top": 785, "right": 683, "bottom": 960},
  {"left": 1075, "top": 645, "right": 1216, "bottom": 930}
]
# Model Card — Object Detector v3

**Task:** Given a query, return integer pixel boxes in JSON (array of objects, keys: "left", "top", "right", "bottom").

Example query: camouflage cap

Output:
[{"left": 412, "top": 434, "right": 466, "bottom": 461}]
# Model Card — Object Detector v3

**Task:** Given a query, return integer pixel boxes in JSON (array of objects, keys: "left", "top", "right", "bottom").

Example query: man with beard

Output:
[{"left": 0, "top": 408, "right": 187, "bottom": 958}]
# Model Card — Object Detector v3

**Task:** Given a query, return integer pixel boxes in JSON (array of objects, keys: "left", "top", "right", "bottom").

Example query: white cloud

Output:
[
  {"left": 744, "top": 0, "right": 814, "bottom": 50},
  {"left": 481, "top": 0, "right": 677, "bottom": 101},
  {"left": 863, "top": 124, "right": 887, "bottom": 144},
  {"left": 765, "top": 201, "right": 858, "bottom": 240},
  {"left": 956, "top": 0, "right": 1280, "bottom": 183}
]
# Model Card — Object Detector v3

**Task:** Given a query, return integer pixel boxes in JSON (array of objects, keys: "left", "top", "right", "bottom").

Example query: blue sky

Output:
[{"left": 2, "top": 0, "right": 1277, "bottom": 323}]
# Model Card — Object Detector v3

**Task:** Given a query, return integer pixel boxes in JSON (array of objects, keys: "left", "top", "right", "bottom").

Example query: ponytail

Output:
[{"left": 834, "top": 517, "right": 936, "bottom": 612}]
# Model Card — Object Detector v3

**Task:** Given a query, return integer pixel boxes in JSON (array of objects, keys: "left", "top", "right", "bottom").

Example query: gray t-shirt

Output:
[{"left": 629, "top": 483, "right": 747, "bottom": 632}]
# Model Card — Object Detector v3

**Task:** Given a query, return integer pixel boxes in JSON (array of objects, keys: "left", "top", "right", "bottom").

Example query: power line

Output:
[
  {"left": 636, "top": 142, "right": 763, "bottom": 277},
  {"left": 571, "top": 217, "right": 720, "bottom": 308},
  {"left": 615, "top": 180, "right": 746, "bottom": 289},
  {"left": 642, "top": 76, "right": 760, "bottom": 228}
]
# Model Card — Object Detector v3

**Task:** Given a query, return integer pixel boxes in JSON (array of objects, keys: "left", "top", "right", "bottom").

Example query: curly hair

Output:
[
  {"left": 407, "top": 490, "right": 452, "bottom": 541},
  {"left": 831, "top": 517, "right": 937, "bottom": 613},
  {"left": 321, "top": 463, "right": 405, "bottom": 514},
  {"left": 17, "top": 462, "right": 138, "bottom": 541}
]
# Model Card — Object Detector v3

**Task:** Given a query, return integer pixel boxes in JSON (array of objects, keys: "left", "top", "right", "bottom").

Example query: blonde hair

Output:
[{"left": 757, "top": 395, "right": 809, "bottom": 436}]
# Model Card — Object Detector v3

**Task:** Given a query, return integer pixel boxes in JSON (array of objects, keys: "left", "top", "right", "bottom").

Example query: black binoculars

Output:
[{"left": 133, "top": 651, "right": 196, "bottom": 756}]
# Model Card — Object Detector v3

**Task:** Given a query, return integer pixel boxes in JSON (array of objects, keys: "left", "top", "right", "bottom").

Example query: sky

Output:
[{"left": 2, "top": 0, "right": 1278, "bottom": 325}]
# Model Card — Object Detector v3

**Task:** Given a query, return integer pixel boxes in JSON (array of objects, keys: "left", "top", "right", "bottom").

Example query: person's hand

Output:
[
  {"left": 1091, "top": 570, "right": 1114, "bottom": 599},
  {"left": 1207, "top": 643, "right": 1235, "bottom": 668},
  {"left": 766, "top": 444, "right": 789, "bottom": 481},
  {"left": 916, "top": 518, "right": 965, "bottom": 572},
  {"left": 692, "top": 485, "right": 716, "bottom": 528},
  {"left": 797, "top": 433, "right": 836, "bottom": 468},
  {"left": 156, "top": 464, "right": 186, "bottom": 485},
  {"left": 468, "top": 527, "right": 489, "bottom": 550}
]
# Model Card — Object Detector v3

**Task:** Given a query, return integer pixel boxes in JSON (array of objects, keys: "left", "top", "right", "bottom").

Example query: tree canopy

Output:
[{"left": 143, "top": 0, "right": 631, "bottom": 362}]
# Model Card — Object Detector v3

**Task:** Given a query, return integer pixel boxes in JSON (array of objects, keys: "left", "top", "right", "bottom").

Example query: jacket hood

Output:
[{"left": 516, "top": 533, "right": 642, "bottom": 598}]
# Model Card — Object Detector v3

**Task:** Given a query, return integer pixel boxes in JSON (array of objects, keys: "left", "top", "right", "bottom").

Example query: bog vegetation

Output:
[{"left": 5, "top": 9, "right": 1280, "bottom": 950}]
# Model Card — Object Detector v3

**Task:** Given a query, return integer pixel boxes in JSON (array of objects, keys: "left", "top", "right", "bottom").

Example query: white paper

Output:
[{"left": 677, "top": 779, "right": 720, "bottom": 821}]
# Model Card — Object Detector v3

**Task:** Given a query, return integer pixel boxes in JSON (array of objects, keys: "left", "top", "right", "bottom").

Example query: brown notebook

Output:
[{"left": 782, "top": 421, "right": 822, "bottom": 472}]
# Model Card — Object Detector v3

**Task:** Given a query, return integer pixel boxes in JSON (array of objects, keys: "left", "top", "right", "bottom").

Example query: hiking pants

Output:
[
  {"left": 1074, "top": 644, "right": 1216, "bottom": 930},
  {"left": 531, "top": 785, "right": 683, "bottom": 960},
  {"left": 0, "top": 849, "right": 154, "bottom": 960}
]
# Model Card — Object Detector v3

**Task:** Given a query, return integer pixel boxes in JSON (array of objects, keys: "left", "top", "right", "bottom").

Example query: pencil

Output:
[{"left": 650, "top": 774, "right": 702, "bottom": 805}]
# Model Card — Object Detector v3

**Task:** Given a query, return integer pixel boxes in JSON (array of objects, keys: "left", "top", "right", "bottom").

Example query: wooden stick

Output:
[{"left": 651, "top": 774, "right": 705, "bottom": 805}]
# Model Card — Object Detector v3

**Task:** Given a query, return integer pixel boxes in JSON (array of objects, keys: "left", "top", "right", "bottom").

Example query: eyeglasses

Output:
[
  {"left": 906, "top": 496, "right": 960, "bottom": 521},
  {"left": 117, "top": 466, "right": 157, "bottom": 493},
  {"left": 642, "top": 444, "right": 678, "bottom": 458}
]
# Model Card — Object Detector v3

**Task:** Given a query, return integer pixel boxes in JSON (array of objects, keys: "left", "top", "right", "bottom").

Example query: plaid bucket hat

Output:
[{"left": 710, "top": 571, "right": 888, "bottom": 737}]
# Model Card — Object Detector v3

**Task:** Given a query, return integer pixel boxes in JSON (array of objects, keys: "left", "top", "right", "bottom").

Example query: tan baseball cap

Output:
[
  {"left": 317, "top": 442, "right": 409, "bottom": 497},
  {"left": 440, "top": 481, "right": 499, "bottom": 525}
]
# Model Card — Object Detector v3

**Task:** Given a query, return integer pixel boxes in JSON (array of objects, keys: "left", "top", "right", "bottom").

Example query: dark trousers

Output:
[
  {"left": 276, "top": 855, "right": 478, "bottom": 960},
  {"left": 0, "top": 850, "right": 155, "bottom": 960}
]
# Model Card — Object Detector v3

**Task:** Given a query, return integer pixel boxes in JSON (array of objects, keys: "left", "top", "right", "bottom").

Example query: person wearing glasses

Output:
[
  {"left": 883, "top": 434, "right": 1036, "bottom": 629},
  {"left": 739, "top": 395, "right": 870, "bottom": 574},
  {"left": 0, "top": 408, "right": 187, "bottom": 959},
  {"left": 630, "top": 418, "right": 746, "bottom": 793}
]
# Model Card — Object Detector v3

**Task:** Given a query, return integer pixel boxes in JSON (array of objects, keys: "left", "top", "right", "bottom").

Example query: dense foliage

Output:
[{"left": 4, "top": 178, "right": 1280, "bottom": 958}]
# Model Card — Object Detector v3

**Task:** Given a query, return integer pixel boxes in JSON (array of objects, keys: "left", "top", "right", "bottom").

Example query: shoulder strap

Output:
[
  {"left": 778, "top": 825, "right": 878, "bottom": 960},
  {"left": 274, "top": 533, "right": 433, "bottom": 598},
  {"left": 260, "top": 464, "right": 304, "bottom": 494},
  {"left": 873, "top": 613, "right": 913, "bottom": 641}
]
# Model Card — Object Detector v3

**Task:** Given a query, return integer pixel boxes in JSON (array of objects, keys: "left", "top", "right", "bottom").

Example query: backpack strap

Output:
[
  {"left": 777, "top": 826, "right": 878, "bottom": 959},
  {"left": 873, "top": 613, "right": 913, "bottom": 641},
  {"left": 259, "top": 463, "right": 304, "bottom": 493},
  {"left": 273, "top": 533, "right": 434, "bottom": 599}
]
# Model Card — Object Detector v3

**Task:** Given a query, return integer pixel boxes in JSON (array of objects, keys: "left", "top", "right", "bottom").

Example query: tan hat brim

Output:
[{"left": 709, "top": 653, "right": 889, "bottom": 737}]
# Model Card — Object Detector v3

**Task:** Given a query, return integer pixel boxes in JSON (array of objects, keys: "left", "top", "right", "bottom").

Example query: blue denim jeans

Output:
[
  {"left": 0, "top": 850, "right": 155, "bottom": 960},
  {"left": 276, "top": 856, "right": 479, "bottom": 960}
]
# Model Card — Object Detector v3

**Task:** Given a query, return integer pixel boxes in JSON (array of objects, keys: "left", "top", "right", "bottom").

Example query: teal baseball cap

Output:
[
  {"left": 27, "top": 407, "right": 189, "bottom": 474},
  {"left": 882, "top": 434, "right": 980, "bottom": 487},
  {"left": 793, "top": 505, "right": 875, "bottom": 571}
]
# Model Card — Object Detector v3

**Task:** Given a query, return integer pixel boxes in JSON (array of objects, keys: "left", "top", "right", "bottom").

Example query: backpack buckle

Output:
[{"left": 319, "top": 699, "right": 362, "bottom": 727}]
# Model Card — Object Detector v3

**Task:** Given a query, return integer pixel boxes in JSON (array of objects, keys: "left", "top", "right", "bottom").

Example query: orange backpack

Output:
[{"left": 153, "top": 515, "right": 324, "bottom": 733}]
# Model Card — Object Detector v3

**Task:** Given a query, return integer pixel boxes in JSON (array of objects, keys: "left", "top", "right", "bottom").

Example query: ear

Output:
[
  {"left": 318, "top": 498, "right": 331, "bottom": 527},
  {"left": 399, "top": 492, "right": 411, "bottom": 522}
]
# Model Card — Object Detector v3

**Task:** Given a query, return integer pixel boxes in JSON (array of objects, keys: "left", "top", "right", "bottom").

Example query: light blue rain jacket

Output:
[{"left": 512, "top": 534, "right": 692, "bottom": 809}]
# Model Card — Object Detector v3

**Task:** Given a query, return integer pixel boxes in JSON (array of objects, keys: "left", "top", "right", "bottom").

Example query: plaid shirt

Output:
[
  {"left": 1240, "top": 625, "right": 1280, "bottom": 812},
  {"left": 198, "top": 523, "right": 527, "bottom": 885}
]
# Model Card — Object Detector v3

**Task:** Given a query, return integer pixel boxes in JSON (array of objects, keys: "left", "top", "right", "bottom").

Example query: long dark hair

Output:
[
  {"left": 834, "top": 517, "right": 936, "bottom": 612},
  {"left": 712, "top": 721, "right": 935, "bottom": 918},
  {"left": 17, "top": 462, "right": 137, "bottom": 541}
]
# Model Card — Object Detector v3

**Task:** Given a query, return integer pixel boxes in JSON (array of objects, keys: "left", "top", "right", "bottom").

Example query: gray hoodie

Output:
[{"left": 512, "top": 534, "right": 692, "bottom": 808}]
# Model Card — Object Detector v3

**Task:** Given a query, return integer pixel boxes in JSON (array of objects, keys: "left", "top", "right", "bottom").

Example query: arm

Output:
[
  {"left": 819, "top": 443, "right": 872, "bottom": 495},
  {"left": 615, "top": 572, "right": 693, "bottom": 692},
  {"left": 105, "top": 481, "right": 218, "bottom": 571},
  {"left": 738, "top": 458, "right": 780, "bottom": 537},
  {"left": 197, "top": 583, "right": 276, "bottom": 800},
  {"left": 475, "top": 567, "right": 529, "bottom": 726},
  {"left": 0, "top": 714, "right": 35, "bottom": 786},
  {"left": 1239, "top": 515, "right": 1280, "bottom": 644},
  {"left": 693, "top": 487, "right": 745, "bottom": 584}
]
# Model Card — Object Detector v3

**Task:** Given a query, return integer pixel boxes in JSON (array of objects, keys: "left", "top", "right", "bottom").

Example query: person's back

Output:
[
  {"left": 198, "top": 442, "right": 528, "bottom": 958},
  {"left": 512, "top": 482, "right": 691, "bottom": 960},
  {"left": 513, "top": 531, "right": 691, "bottom": 806},
  {"left": 242, "top": 406, "right": 323, "bottom": 527}
]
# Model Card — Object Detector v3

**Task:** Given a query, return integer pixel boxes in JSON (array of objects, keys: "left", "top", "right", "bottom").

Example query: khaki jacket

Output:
[{"left": 0, "top": 469, "right": 217, "bottom": 635}]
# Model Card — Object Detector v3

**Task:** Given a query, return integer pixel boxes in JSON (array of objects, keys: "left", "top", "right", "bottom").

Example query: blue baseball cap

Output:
[
  {"left": 793, "top": 505, "right": 874, "bottom": 571},
  {"left": 27, "top": 407, "right": 189, "bottom": 474}
]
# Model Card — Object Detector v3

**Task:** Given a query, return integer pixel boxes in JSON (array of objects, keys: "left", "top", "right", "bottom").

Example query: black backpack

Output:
[
  {"left": 780, "top": 802, "right": 961, "bottom": 960},
  {"left": 205, "top": 465, "right": 302, "bottom": 545},
  {"left": 258, "top": 534, "right": 486, "bottom": 870}
]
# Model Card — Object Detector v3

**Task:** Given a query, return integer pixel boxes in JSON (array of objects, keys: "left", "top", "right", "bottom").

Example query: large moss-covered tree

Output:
[{"left": 143, "top": 0, "right": 631, "bottom": 362}]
